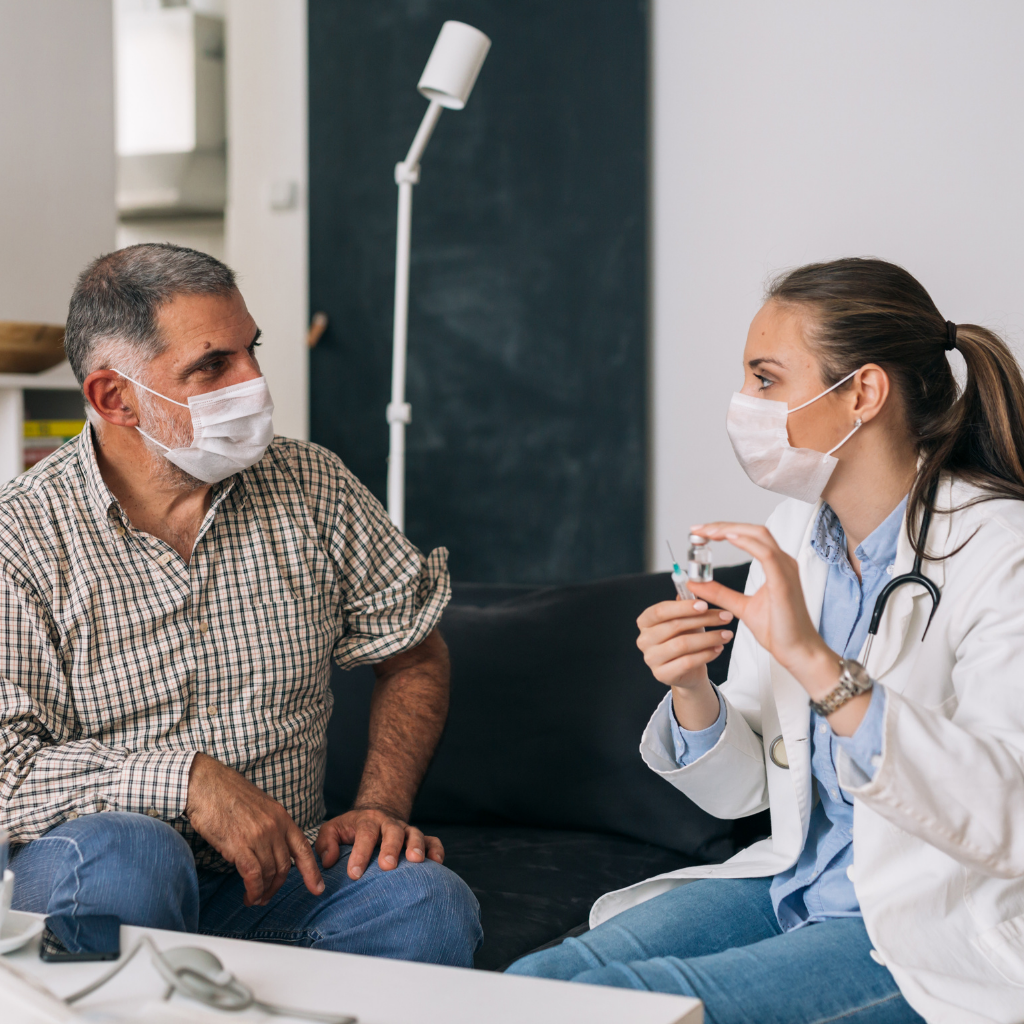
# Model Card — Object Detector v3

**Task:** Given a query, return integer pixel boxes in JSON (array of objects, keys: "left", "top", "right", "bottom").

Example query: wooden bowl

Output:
[{"left": 0, "top": 322, "right": 67, "bottom": 374}]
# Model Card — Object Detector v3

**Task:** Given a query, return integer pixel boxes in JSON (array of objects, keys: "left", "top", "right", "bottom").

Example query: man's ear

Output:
[
  {"left": 851, "top": 364, "right": 890, "bottom": 425},
  {"left": 82, "top": 370, "right": 141, "bottom": 428}
]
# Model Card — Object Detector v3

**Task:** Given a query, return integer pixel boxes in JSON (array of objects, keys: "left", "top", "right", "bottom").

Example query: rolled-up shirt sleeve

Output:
[
  {"left": 328, "top": 470, "right": 451, "bottom": 668},
  {"left": 668, "top": 684, "right": 727, "bottom": 765}
]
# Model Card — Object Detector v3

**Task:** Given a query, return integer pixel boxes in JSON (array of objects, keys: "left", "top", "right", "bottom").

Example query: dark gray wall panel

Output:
[{"left": 309, "top": 0, "right": 647, "bottom": 584}]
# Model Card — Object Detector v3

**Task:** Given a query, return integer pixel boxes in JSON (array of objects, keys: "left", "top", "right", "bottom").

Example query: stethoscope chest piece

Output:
[{"left": 769, "top": 735, "right": 790, "bottom": 769}]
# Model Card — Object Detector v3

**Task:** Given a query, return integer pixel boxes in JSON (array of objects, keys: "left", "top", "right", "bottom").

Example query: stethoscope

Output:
[{"left": 768, "top": 483, "right": 941, "bottom": 770}]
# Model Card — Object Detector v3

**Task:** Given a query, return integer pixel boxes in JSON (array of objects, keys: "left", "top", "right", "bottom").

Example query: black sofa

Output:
[{"left": 324, "top": 563, "right": 770, "bottom": 970}]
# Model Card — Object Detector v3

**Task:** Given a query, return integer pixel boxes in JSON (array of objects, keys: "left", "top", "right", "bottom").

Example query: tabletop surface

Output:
[{"left": 6, "top": 915, "right": 703, "bottom": 1024}]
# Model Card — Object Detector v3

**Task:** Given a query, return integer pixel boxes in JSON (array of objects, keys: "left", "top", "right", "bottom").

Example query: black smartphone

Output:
[{"left": 40, "top": 914, "right": 121, "bottom": 962}]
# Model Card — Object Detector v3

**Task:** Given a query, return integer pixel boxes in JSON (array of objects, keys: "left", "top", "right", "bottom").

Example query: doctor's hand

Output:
[
  {"left": 687, "top": 522, "right": 838, "bottom": 700},
  {"left": 185, "top": 752, "right": 325, "bottom": 908},
  {"left": 315, "top": 807, "right": 444, "bottom": 881},
  {"left": 636, "top": 598, "right": 735, "bottom": 689}
]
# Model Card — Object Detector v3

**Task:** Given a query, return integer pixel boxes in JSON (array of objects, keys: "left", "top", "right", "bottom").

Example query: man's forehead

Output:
[{"left": 155, "top": 290, "right": 254, "bottom": 348}]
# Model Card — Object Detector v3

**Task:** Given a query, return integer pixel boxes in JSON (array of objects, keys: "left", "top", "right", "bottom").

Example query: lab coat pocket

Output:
[{"left": 977, "top": 914, "right": 1024, "bottom": 987}]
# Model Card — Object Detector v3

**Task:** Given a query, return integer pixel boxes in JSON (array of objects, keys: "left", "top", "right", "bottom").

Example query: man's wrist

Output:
[{"left": 350, "top": 801, "right": 409, "bottom": 822}]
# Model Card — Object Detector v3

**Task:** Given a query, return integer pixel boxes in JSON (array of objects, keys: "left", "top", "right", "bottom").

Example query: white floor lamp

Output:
[{"left": 386, "top": 20, "right": 491, "bottom": 532}]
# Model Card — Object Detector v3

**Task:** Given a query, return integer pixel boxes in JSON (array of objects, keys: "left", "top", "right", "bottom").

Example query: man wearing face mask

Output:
[{"left": 0, "top": 244, "right": 482, "bottom": 966}]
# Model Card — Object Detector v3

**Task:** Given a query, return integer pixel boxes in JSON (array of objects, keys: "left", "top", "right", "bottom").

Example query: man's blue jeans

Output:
[
  {"left": 506, "top": 877, "right": 924, "bottom": 1024},
  {"left": 11, "top": 812, "right": 482, "bottom": 967}
]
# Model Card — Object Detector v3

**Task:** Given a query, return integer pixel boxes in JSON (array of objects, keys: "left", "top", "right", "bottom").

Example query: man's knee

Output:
[
  {"left": 376, "top": 858, "right": 481, "bottom": 966},
  {"left": 11, "top": 812, "right": 199, "bottom": 931},
  {"left": 317, "top": 856, "right": 481, "bottom": 966}
]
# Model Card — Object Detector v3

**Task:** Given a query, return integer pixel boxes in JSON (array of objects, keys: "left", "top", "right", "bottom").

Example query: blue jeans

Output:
[
  {"left": 11, "top": 812, "right": 481, "bottom": 967},
  {"left": 506, "top": 878, "right": 924, "bottom": 1024}
]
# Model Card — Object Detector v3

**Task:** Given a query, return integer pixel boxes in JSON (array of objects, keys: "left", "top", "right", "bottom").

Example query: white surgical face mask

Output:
[
  {"left": 115, "top": 370, "right": 275, "bottom": 484},
  {"left": 726, "top": 369, "right": 862, "bottom": 504}
]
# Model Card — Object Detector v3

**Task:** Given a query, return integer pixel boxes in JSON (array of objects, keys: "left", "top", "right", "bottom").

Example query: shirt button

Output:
[
  {"left": 847, "top": 865, "right": 856, "bottom": 881},
  {"left": 145, "top": 807, "right": 160, "bottom": 817},
  {"left": 66, "top": 810, "right": 79, "bottom": 820},
  {"left": 886, "top": 564, "right": 895, "bottom": 576},
  {"left": 197, "top": 622, "right": 209, "bottom": 634},
  {"left": 819, "top": 724, "right": 827, "bottom": 734},
  {"left": 207, "top": 705, "right": 218, "bottom": 717},
  {"left": 115, "top": 526, "right": 126, "bottom": 538},
  {"left": 831, "top": 789, "right": 839, "bottom": 799},
  {"left": 869, "top": 949, "right": 885, "bottom": 966}
]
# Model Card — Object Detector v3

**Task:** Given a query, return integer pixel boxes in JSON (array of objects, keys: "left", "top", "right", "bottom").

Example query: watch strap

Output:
[{"left": 809, "top": 657, "right": 873, "bottom": 716}]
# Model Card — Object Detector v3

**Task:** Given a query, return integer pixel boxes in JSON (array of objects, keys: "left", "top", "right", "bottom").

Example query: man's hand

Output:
[
  {"left": 315, "top": 807, "right": 444, "bottom": 880},
  {"left": 185, "top": 752, "right": 324, "bottom": 907}
]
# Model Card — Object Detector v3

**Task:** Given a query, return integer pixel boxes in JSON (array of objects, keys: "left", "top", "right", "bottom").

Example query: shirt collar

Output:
[
  {"left": 810, "top": 496, "right": 907, "bottom": 574},
  {"left": 75, "top": 425, "right": 245, "bottom": 529}
]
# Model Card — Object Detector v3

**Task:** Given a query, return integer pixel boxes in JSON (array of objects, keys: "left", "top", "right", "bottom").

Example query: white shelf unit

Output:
[{"left": 0, "top": 362, "right": 82, "bottom": 484}]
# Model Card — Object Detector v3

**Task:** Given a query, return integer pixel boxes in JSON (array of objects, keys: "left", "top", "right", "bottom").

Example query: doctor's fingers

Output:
[
  {"left": 649, "top": 643, "right": 727, "bottom": 686},
  {"left": 638, "top": 598, "right": 712, "bottom": 629},
  {"left": 643, "top": 628, "right": 734, "bottom": 671},
  {"left": 637, "top": 610, "right": 734, "bottom": 649}
]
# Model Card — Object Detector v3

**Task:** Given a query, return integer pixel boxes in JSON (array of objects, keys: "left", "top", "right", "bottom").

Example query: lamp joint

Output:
[
  {"left": 394, "top": 161, "right": 421, "bottom": 185},
  {"left": 386, "top": 402, "right": 412, "bottom": 425}
]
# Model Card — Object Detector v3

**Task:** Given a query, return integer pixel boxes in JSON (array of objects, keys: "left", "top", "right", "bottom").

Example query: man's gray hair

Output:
[{"left": 65, "top": 243, "right": 237, "bottom": 384}]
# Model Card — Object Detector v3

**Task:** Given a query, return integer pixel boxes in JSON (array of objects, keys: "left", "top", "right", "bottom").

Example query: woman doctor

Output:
[{"left": 507, "top": 259, "right": 1024, "bottom": 1024}]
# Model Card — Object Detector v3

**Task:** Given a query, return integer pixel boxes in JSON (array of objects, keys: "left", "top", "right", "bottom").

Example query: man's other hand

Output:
[
  {"left": 185, "top": 752, "right": 325, "bottom": 907},
  {"left": 315, "top": 807, "right": 444, "bottom": 880}
]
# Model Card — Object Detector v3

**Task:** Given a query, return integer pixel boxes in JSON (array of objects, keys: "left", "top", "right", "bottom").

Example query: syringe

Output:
[{"left": 666, "top": 541, "right": 695, "bottom": 600}]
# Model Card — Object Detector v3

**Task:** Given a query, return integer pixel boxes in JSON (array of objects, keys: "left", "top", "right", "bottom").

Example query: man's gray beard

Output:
[{"left": 135, "top": 392, "right": 207, "bottom": 492}]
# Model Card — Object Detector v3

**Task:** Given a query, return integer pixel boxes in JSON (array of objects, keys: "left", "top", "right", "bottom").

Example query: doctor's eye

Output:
[{"left": 754, "top": 374, "right": 774, "bottom": 391}]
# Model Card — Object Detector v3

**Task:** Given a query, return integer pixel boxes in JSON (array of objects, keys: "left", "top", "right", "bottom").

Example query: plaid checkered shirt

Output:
[{"left": 0, "top": 427, "right": 450, "bottom": 869}]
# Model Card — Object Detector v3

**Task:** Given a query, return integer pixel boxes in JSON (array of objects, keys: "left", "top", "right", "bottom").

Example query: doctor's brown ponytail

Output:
[{"left": 767, "top": 258, "right": 1024, "bottom": 555}]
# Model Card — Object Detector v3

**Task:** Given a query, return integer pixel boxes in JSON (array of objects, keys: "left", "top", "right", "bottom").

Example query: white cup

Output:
[{"left": 0, "top": 868, "right": 12, "bottom": 934}]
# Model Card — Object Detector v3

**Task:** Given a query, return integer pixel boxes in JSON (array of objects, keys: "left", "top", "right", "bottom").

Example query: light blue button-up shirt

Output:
[{"left": 669, "top": 497, "right": 905, "bottom": 930}]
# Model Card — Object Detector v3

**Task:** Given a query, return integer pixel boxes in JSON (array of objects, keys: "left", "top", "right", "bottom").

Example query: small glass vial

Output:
[{"left": 687, "top": 533, "right": 713, "bottom": 583}]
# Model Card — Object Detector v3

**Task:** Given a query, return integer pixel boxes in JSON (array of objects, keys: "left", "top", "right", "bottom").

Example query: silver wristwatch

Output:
[{"left": 809, "top": 658, "right": 873, "bottom": 716}]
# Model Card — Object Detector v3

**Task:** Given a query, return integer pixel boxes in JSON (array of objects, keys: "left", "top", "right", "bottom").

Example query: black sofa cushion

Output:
[
  {"left": 418, "top": 824, "right": 699, "bottom": 971},
  {"left": 326, "top": 564, "right": 755, "bottom": 857},
  {"left": 324, "top": 565, "right": 769, "bottom": 968}
]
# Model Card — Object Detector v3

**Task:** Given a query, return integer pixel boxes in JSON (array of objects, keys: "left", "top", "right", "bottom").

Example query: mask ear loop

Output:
[
  {"left": 821, "top": 418, "right": 862, "bottom": 462},
  {"left": 112, "top": 369, "right": 191, "bottom": 452},
  {"left": 112, "top": 369, "right": 191, "bottom": 408},
  {"left": 786, "top": 368, "right": 860, "bottom": 414}
]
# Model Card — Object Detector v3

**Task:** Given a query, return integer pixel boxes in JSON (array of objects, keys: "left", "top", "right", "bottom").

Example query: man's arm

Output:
[{"left": 315, "top": 628, "right": 450, "bottom": 879}]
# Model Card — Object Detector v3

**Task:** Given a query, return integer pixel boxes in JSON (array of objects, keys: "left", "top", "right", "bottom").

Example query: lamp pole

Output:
[
  {"left": 386, "top": 101, "right": 443, "bottom": 533},
  {"left": 385, "top": 21, "right": 491, "bottom": 533}
]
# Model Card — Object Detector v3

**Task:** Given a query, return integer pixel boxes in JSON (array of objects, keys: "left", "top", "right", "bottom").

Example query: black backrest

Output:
[{"left": 325, "top": 565, "right": 768, "bottom": 859}]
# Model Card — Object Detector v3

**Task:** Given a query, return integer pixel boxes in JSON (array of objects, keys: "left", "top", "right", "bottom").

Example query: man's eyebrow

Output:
[
  {"left": 179, "top": 329, "right": 262, "bottom": 377},
  {"left": 748, "top": 357, "right": 787, "bottom": 370}
]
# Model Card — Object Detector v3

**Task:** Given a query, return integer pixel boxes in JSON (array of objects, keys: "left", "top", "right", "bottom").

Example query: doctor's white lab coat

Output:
[{"left": 591, "top": 477, "right": 1024, "bottom": 1024}]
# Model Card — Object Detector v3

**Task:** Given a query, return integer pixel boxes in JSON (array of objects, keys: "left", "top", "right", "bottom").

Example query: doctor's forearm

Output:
[{"left": 787, "top": 641, "right": 871, "bottom": 737}]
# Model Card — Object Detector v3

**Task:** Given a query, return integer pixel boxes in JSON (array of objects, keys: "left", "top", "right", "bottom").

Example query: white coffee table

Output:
[{"left": 5, "top": 915, "right": 702, "bottom": 1024}]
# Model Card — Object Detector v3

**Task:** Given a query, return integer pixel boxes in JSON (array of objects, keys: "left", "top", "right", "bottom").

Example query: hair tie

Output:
[{"left": 945, "top": 321, "right": 958, "bottom": 351}]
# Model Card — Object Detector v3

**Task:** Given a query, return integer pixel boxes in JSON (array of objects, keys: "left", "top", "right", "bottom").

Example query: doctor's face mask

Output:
[{"left": 725, "top": 304, "right": 863, "bottom": 505}]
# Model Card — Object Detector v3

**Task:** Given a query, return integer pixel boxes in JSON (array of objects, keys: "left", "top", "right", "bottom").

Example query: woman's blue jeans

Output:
[
  {"left": 506, "top": 877, "right": 924, "bottom": 1024},
  {"left": 10, "top": 812, "right": 481, "bottom": 967}
]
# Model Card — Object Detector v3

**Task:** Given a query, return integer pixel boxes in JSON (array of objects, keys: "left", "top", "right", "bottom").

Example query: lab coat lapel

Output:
[{"left": 768, "top": 504, "right": 825, "bottom": 842}]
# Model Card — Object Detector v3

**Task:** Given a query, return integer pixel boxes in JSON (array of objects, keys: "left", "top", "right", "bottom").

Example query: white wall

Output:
[
  {"left": 0, "top": 1, "right": 116, "bottom": 324},
  {"left": 224, "top": 0, "right": 309, "bottom": 440},
  {"left": 651, "top": 0, "right": 1024, "bottom": 568}
]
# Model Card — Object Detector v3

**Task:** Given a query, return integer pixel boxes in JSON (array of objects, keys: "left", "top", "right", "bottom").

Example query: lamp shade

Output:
[{"left": 417, "top": 21, "right": 491, "bottom": 110}]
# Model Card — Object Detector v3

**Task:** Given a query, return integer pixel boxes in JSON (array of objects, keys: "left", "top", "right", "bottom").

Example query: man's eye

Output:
[
  {"left": 248, "top": 340, "right": 262, "bottom": 352},
  {"left": 755, "top": 374, "right": 774, "bottom": 391}
]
